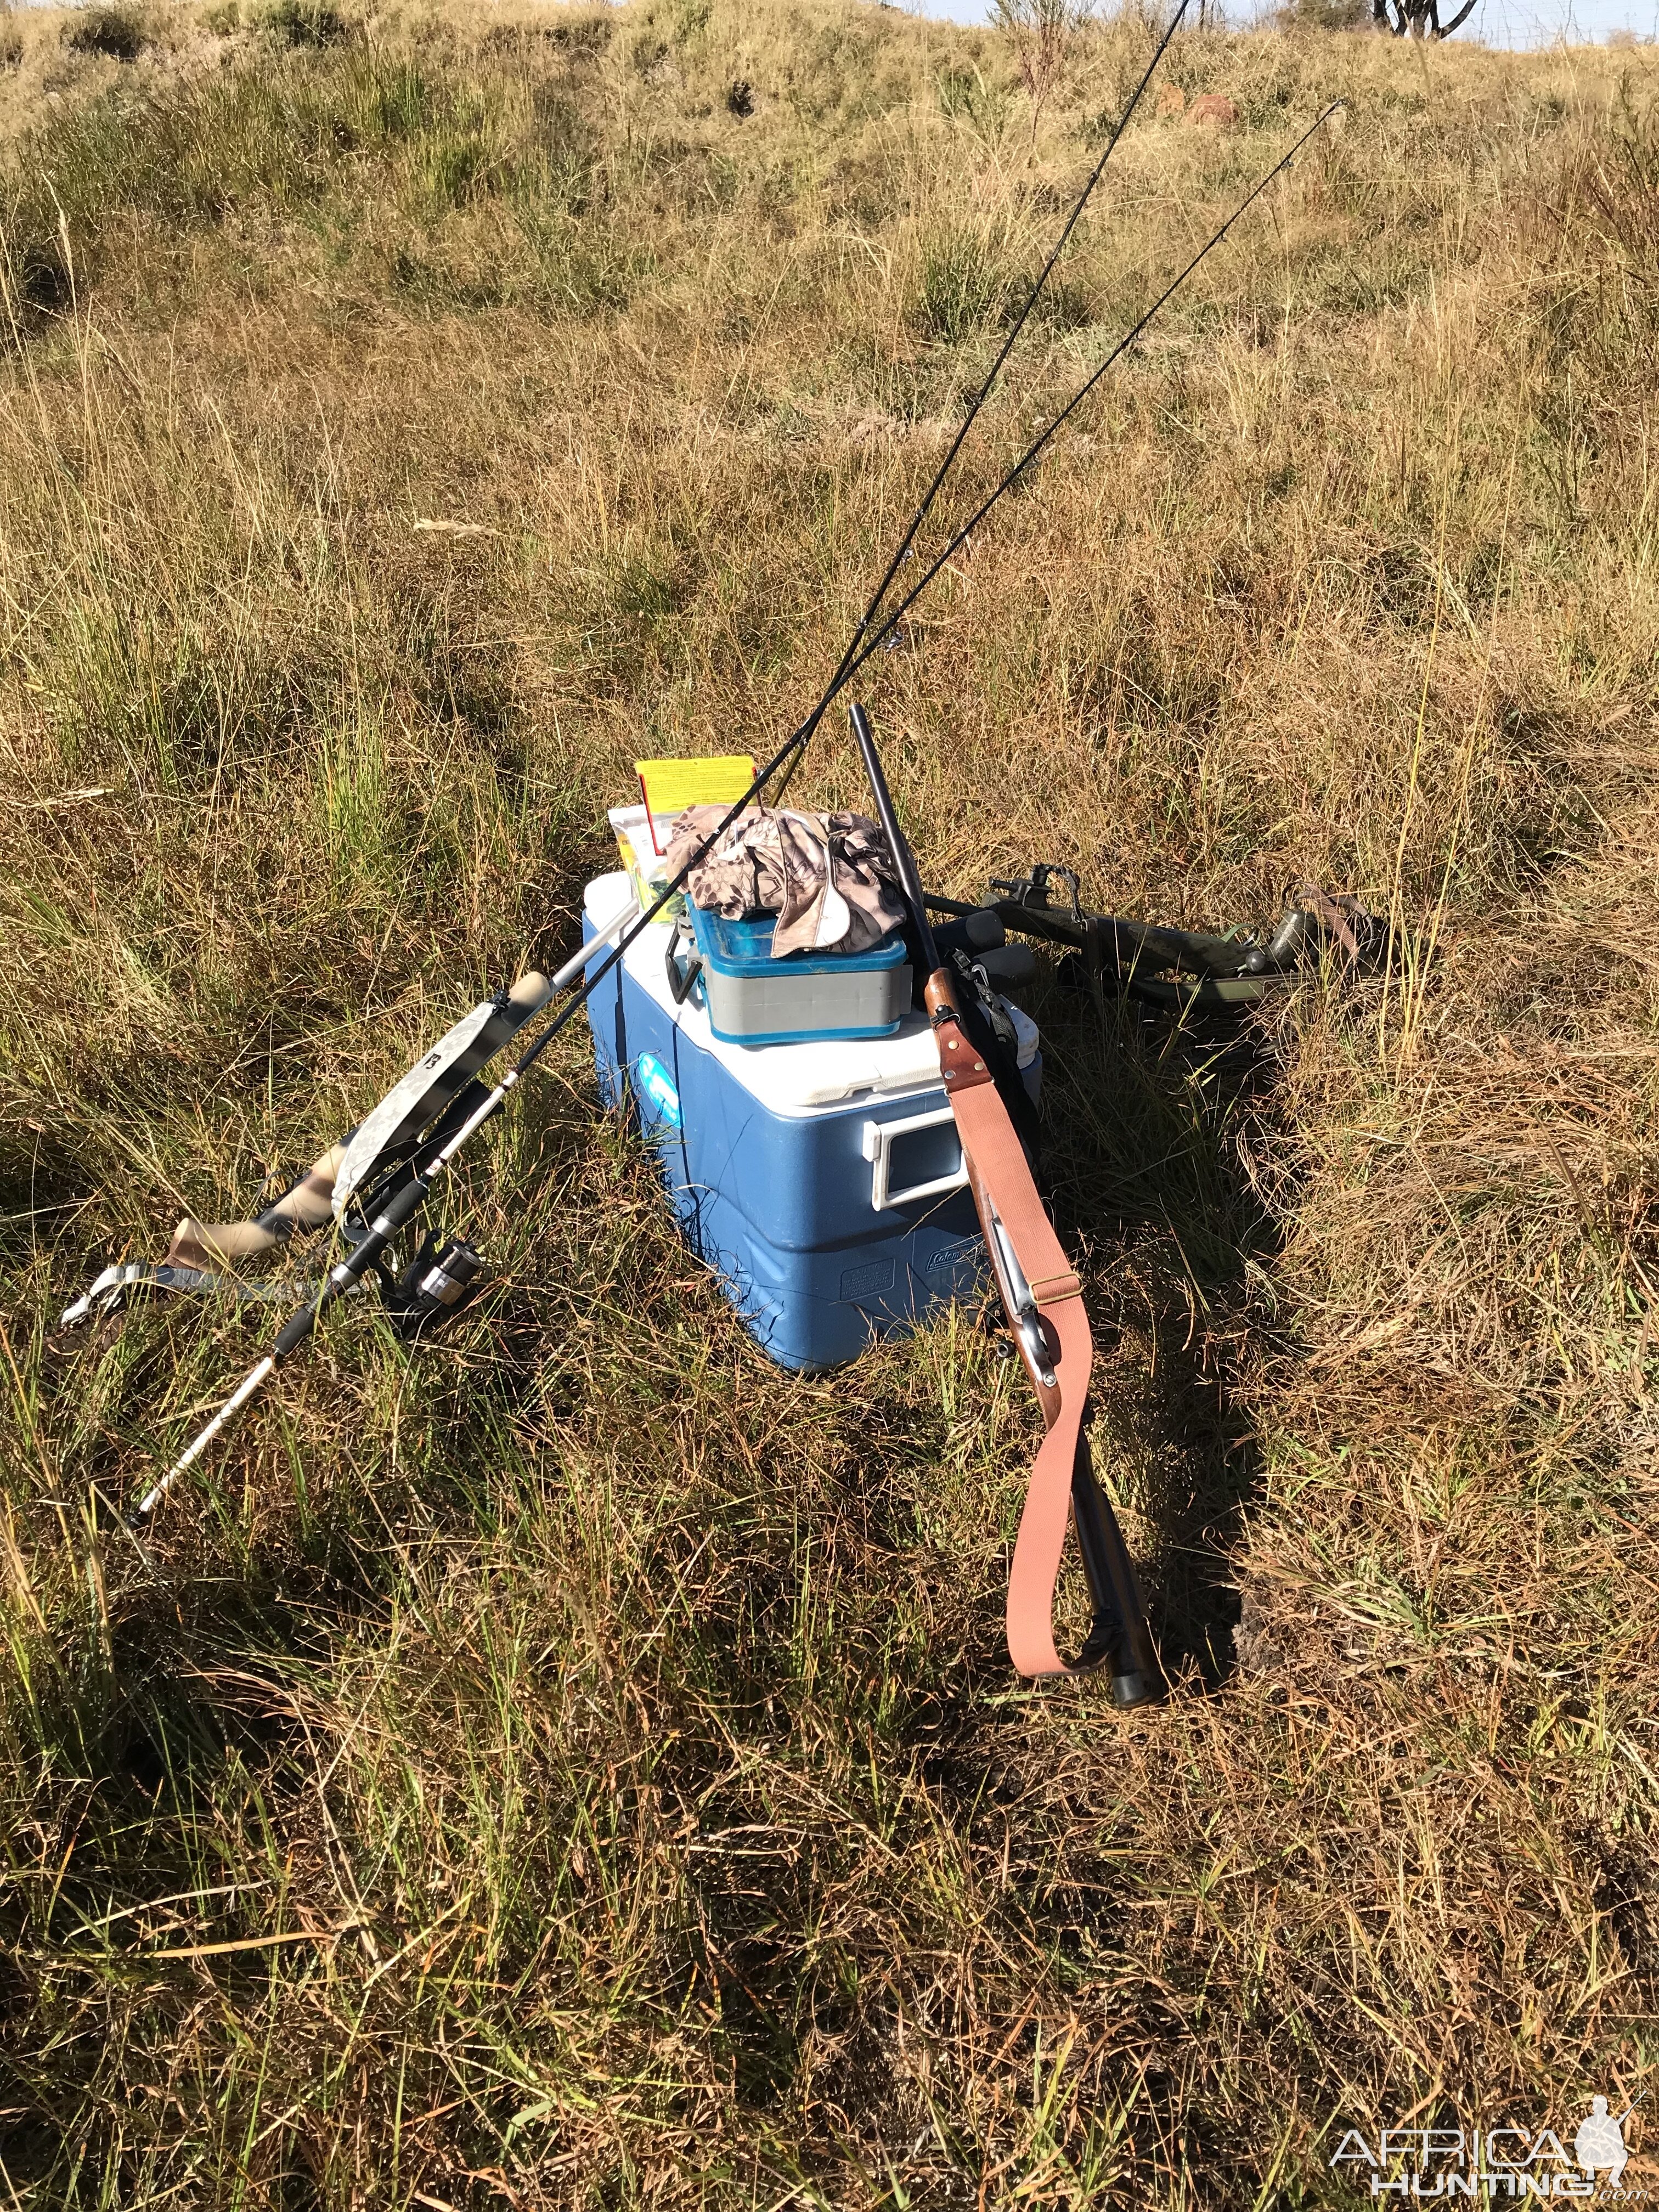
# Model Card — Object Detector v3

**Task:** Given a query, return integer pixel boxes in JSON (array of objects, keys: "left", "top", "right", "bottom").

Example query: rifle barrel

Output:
[{"left": 848, "top": 703, "right": 940, "bottom": 975}]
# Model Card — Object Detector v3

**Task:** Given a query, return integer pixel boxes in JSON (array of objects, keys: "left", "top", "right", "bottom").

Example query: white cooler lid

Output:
[{"left": 583, "top": 872, "right": 1036, "bottom": 1117}]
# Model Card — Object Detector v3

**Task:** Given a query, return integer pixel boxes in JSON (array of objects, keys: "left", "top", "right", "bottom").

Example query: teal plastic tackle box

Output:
[
  {"left": 668, "top": 900, "right": 911, "bottom": 1046},
  {"left": 582, "top": 872, "right": 1039, "bottom": 1370}
]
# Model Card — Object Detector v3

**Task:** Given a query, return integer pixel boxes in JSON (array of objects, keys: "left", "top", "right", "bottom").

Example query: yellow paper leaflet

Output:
[{"left": 635, "top": 755, "right": 757, "bottom": 854}]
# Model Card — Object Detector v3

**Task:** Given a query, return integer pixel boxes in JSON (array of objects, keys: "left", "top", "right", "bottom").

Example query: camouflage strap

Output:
[
  {"left": 61, "top": 968, "right": 560, "bottom": 1328},
  {"left": 329, "top": 968, "right": 555, "bottom": 1218},
  {"left": 59, "top": 1260, "right": 333, "bottom": 1328}
]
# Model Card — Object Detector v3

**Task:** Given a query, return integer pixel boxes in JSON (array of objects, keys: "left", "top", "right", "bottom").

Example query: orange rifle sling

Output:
[{"left": 923, "top": 970, "right": 1155, "bottom": 1685}]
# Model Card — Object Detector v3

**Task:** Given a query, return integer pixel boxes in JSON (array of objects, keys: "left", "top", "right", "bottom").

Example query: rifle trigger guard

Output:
[
  {"left": 983, "top": 1199, "right": 1058, "bottom": 1390},
  {"left": 1014, "top": 1305, "right": 1058, "bottom": 1390}
]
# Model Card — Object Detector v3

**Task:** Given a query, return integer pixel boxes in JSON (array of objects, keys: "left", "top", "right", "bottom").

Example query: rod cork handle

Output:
[{"left": 167, "top": 1142, "right": 350, "bottom": 1269}]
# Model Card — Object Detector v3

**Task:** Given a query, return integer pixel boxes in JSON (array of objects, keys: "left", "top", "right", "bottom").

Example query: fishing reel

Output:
[
  {"left": 379, "top": 1232, "right": 488, "bottom": 1341},
  {"left": 335, "top": 1143, "right": 492, "bottom": 1344}
]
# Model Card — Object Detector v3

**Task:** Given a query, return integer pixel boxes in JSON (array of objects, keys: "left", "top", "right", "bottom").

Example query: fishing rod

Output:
[{"left": 142, "top": 98, "right": 1343, "bottom": 1519}]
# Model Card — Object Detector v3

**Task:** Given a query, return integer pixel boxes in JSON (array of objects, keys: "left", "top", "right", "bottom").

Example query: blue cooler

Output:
[{"left": 582, "top": 872, "right": 1040, "bottom": 1371}]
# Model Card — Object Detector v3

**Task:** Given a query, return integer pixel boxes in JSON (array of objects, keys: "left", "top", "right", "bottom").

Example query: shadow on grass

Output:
[{"left": 1034, "top": 967, "right": 1281, "bottom": 1692}]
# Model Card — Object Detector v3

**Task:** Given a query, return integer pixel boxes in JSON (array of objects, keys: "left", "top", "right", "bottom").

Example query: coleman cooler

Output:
[{"left": 581, "top": 872, "right": 1039, "bottom": 1370}]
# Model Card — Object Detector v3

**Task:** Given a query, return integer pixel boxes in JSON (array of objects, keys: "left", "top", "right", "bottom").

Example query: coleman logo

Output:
[{"left": 1331, "top": 2100, "right": 1643, "bottom": 2198}]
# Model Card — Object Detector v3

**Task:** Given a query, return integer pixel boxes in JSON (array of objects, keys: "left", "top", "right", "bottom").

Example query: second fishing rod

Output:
[{"left": 148, "top": 94, "right": 1343, "bottom": 1513}]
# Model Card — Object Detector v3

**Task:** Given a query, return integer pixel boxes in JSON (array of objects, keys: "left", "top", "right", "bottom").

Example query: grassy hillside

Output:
[{"left": 2, "top": 0, "right": 1657, "bottom": 2202}]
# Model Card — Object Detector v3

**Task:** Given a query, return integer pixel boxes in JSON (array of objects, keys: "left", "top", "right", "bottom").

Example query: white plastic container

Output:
[{"left": 607, "top": 804, "right": 683, "bottom": 918}]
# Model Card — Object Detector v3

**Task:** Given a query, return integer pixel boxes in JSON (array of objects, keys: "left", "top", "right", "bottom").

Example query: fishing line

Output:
[
  {"left": 146, "top": 97, "right": 1344, "bottom": 1511},
  {"left": 805, "top": 100, "right": 1344, "bottom": 719}
]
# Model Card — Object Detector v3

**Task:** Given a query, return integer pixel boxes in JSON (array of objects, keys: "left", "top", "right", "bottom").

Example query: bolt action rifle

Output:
[{"left": 851, "top": 704, "right": 1162, "bottom": 1699}]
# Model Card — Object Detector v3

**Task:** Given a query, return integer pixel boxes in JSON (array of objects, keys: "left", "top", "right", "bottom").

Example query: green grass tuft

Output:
[
  {"left": 916, "top": 217, "right": 1014, "bottom": 345},
  {"left": 260, "top": 0, "right": 346, "bottom": 48}
]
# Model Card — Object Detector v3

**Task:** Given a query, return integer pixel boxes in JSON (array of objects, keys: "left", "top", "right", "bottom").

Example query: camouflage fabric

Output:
[{"left": 665, "top": 804, "right": 906, "bottom": 958}]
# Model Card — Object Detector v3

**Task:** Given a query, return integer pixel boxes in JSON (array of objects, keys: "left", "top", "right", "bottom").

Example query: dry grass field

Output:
[{"left": 2, "top": 0, "right": 1657, "bottom": 2201}]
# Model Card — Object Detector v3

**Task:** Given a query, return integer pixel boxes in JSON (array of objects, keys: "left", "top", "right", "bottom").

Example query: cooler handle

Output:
[
  {"left": 664, "top": 918, "right": 703, "bottom": 1007},
  {"left": 861, "top": 1108, "right": 969, "bottom": 1213}
]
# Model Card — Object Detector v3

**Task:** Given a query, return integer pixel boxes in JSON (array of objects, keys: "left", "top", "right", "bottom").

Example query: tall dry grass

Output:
[{"left": 1, "top": 1, "right": 1657, "bottom": 2204}]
